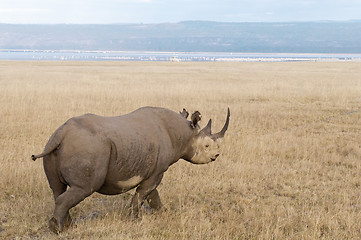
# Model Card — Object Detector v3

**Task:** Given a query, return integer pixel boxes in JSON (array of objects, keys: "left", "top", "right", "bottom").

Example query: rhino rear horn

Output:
[
  {"left": 201, "top": 119, "right": 212, "bottom": 135},
  {"left": 211, "top": 108, "right": 230, "bottom": 139}
]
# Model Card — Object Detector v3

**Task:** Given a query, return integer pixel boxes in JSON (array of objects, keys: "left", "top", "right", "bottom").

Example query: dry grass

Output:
[{"left": 1, "top": 61, "right": 361, "bottom": 239}]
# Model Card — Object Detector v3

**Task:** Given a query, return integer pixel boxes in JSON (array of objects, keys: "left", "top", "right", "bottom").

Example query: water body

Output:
[{"left": 1, "top": 50, "right": 361, "bottom": 62}]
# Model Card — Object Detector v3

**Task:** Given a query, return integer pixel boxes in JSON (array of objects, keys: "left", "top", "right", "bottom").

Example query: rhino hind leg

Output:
[
  {"left": 43, "top": 155, "right": 73, "bottom": 233},
  {"left": 48, "top": 161, "right": 108, "bottom": 233},
  {"left": 49, "top": 184, "right": 73, "bottom": 233},
  {"left": 51, "top": 186, "right": 94, "bottom": 233}
]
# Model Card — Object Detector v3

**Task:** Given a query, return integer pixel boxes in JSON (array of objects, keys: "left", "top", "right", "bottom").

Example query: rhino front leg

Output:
[
  {"left": 131, "top": 173, "right": 164, "bottom": 218},
  {"left": 146, "top": 189, "right": 165, "bottom": 211}
]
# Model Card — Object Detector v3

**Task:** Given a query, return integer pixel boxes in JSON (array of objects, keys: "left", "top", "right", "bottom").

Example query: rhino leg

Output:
[
  {"left": 146, "top": 189, "right": 164, "bottom": 211},
  {"left": 48, "top": 160, "right": 108, "bottom": 233},
  {"left": 43, "top": 155, "right": 73, "bottom": 232},
  {"left": 50, "top": 186, "right": 94, "bottom": 233},
  {"left": 49, "top": 184, "right": 73, "bottom": 233},
  {"left": 131, "top": 173, "right": 164, "bottom": 218}
]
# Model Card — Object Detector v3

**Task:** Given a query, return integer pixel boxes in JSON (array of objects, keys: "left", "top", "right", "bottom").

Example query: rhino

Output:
[{"left": 32, "top": 106, "right": 230, "bottom": 233}]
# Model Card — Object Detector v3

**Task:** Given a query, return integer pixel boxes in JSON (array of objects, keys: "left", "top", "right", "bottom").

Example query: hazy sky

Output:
[{"left": 1, "top": 0, "right": 361, "bottom": 24}]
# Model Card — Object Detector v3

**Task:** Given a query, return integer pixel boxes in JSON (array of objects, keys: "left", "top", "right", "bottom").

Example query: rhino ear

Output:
[
  {"left": 180, "top": 108, "right": 189, "bottom": 119},
  {"left": 191, "top": 111, "right": 202, "bottom": 128}
]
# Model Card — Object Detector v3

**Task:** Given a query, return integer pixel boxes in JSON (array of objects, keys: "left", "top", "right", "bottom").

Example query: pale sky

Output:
[{"left": 1, "top": 0, "right": 361, "bottom": 24}]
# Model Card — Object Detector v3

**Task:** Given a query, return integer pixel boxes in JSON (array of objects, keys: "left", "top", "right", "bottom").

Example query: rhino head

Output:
[{"left": 183, "top": 108, "right": 230, "bottom": 164}]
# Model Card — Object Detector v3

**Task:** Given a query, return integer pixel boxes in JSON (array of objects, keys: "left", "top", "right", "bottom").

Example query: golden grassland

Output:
[{"left": 0, "top": 61, "right": 360, "bottom": 239}]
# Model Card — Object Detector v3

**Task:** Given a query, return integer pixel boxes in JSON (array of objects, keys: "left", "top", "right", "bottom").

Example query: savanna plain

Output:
[{"left": 0, "top": 61, "right": 361, "bottom": 239}]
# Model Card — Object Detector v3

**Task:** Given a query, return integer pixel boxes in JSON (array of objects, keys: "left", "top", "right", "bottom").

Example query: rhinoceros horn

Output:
[
  {"left": 201, "top": 119, "right": 212, "bottom": 135},
  {"left": 201, "top": 108, "right": 230, "bottom": 139}
]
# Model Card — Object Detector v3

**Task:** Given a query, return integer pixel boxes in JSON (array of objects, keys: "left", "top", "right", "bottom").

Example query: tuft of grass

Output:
[{"left": 1, "top": 61, "right": 361, "bottom": 239}]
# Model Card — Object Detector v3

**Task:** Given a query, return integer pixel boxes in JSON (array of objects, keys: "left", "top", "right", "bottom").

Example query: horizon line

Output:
[{"left": 1, "top": 19, "right": 361, "bottom": 25}]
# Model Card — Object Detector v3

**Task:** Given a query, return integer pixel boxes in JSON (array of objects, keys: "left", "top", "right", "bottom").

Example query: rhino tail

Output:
[{"left": 31, "top": 125, "right": 65, "bottom": 161}]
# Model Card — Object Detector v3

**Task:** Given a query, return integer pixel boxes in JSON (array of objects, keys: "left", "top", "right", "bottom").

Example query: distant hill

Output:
[{"left": 1, "top": 21, "right": 361, "bottom": 53}]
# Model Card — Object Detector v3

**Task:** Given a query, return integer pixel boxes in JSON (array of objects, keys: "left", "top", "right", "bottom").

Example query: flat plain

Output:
[{"left": 0, "top": 61, "right": 360, "bottom": 239}]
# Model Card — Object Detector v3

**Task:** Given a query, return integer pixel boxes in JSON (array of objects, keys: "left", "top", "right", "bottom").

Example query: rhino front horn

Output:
[{"left": 212, "top": 108, "right": 230, "bottom": 139}]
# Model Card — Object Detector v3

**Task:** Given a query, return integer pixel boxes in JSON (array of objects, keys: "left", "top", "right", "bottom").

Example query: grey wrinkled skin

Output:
[{"left": 32, "top": 106, "right": 230, "bottom": 234}]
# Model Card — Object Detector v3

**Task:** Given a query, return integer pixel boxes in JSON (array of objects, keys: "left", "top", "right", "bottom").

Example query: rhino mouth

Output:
[{"left": 210, "top": 154, "right": 220, "bottom": 161}]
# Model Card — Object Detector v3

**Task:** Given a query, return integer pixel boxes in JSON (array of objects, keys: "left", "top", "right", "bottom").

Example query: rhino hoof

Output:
[
  {"left": 63, "top": 214, "right": 73, "bottom": 228},
  {"left": 48, "top": 217, "right": 61, "bottom": 234},
  {"left": 128, "top": 210, "right": 141, "bottom": 221}
]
